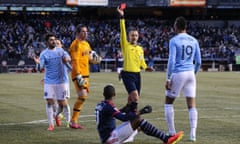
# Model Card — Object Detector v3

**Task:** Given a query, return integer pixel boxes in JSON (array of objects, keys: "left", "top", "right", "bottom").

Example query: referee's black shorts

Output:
[{"left": 121, "top": 71, "right": 141, "bottom": 94}]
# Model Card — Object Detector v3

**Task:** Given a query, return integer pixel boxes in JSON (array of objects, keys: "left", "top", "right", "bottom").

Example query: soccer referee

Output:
[{"left": 117, "top": 6, "right": 154, "bottom": 112}]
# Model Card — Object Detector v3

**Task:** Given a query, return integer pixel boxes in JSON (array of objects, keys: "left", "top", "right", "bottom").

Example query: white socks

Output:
[
  {"left": 46, "top": 103, "right": 71, "bottom": 127},
  {"left": 63, "top": 105, "right": 71, "bottom": 123},
  {"left": 46, "top": 104, "right": 54, "bottom": 126},
  {"left": 165, "top": 104, "right": 198, "bottom": 140},
  {"left": 189, "top": 107, "right": 198, "bottom": 139},
  {"left": 164, "top": 104, "right": 176, "bottom": 135}
]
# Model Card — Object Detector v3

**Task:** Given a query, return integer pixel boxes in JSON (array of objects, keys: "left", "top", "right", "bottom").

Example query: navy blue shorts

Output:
[{"left": 121, "top": 71, "right": 141, "bottom": 94}]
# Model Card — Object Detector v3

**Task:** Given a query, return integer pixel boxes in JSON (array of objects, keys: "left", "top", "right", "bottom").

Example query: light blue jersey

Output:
[
  {"left": 40, "top": 47, "right": 69, "bottom": 84},
  {"left": 63, "top": 50, "right": 71, "bottom": 82},
  {"left": 167, "top": 33, "right": 201, "bottom": 79}
]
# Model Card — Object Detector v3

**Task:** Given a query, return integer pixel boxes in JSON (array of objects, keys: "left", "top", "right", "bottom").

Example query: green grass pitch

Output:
[{"left": 0, "top": 72, "right": 239, "bottom": 144}]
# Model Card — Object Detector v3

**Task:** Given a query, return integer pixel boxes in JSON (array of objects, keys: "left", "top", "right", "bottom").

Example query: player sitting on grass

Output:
[{"left": 95, "top": 84, "right": 184, "bottom": 144}]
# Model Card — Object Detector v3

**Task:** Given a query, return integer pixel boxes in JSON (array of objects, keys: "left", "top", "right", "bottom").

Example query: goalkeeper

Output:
[
  {"left": 69, "top": 24, "right": 100, "bottom": 129},
  {"left": 95, "top": 85, "right": 184, "bottom": 144}
]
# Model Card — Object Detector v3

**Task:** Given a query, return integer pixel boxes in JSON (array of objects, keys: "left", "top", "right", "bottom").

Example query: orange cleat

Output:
[
  {"left": 47, "top": 125, "right": 54, "bottom": 131},
  {"left": 69, "top": 122, "right": 85, "bottom": 129},
  {"left": 55, "top": 116, "right": 61, "bottom": 127},
  {"left": 166, "top": 131, "right": 184, "bottom": 144}
]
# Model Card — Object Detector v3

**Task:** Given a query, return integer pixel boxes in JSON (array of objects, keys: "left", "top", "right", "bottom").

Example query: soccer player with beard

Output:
[{"left": 34, "top": 33, "right": 71, "bottom": 131}]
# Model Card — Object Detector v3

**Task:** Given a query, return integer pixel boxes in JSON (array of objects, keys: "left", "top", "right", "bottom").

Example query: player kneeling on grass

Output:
[{"left": 95, "top": 84, "right": 184, "bottom": 144}]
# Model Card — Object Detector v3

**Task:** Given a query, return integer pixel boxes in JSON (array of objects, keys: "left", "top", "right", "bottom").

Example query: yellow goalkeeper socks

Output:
[{"left": 71, "top": 96, "right": 87, "bottom": 123}]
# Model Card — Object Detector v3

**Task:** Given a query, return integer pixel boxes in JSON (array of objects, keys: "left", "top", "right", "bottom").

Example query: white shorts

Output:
[
  {"left": 165, "top": 71, "right": 196, "bottom": 98},
  {"left": 106, "top": 121, "right": 134, "bottom": 144},
  {"left": 43, "top": 83, "right": 70, "bottom": 100}
]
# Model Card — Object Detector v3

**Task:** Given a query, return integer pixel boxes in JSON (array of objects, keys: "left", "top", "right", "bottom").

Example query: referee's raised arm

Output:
[{"left": 117, "top": 6, "right": 128, "bottom": 51}]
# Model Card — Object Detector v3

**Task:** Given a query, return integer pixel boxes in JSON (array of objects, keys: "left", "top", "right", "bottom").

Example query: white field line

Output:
[
  {"left": 0, "top": 108, "right": 240, "bottom": 126},
  {"left": 0, "top": 115, "right": 96, "bottom": 126}
]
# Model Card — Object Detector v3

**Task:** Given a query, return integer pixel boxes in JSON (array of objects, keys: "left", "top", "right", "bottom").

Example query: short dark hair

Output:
[
  {"left": 75, "top": 24, "right": 87, "bottom": 33},
  {"left": 175, "top": 16, "right": 187, "bottom": 31},
  {"left": 128, "top": 26, "right": 138, "bottom": 33},
  {"left": 45, "top": 33, "right": 55, "bottom": 41},
  {"left": 103, "top": 85, "right": 115, "bottom": 100}
]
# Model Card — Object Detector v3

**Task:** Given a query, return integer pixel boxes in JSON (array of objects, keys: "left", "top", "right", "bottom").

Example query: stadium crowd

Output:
[{"left": 0, "top": 14, "right": 238, "bottom": 65}]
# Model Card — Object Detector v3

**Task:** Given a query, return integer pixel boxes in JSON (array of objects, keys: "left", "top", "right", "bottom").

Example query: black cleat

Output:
[{"left": 139, "top": 105, "right": 152, "bottom": 115}]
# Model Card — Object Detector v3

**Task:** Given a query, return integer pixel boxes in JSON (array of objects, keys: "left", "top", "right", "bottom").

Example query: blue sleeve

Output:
[
  {"left": 63, "top": 50, "right": 72, "bottom": 71},
  {"left": 114, "top": 112, "right": 137, "bottom": 122},
  {"left": 106, "top": 102, "right": 137, "bottom": 122},
  {"left": 194, "top": 42, "right": 202, "bottom": 74},
  {"left": 63, "top": 50, "right": 71, "bottom": 60},
  {"left": 167, "top": 39, "right": 176, "bottom": 79},
  {"left": 39, "top": 53, "right": 45, "bottom": 70}
]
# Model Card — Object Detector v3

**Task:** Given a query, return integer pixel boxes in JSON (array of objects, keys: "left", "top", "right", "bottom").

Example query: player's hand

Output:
[
  {"left": 62, "top": 57, "right": 72, "bottom": 70},
  {"left": 117, "top": 6, "right": 124, "bottom": 17},
  {"left": 145, "top": 67, "right": 154, "bottom": 72},
  {"left": 62, "top": 56, "right": 70, "bottom": 64},
  {"left": 165, "top": 79, "right": 171, "bottom": 90},
  {"left": 33, "top": 56, "right": 40, "bottom": 64},
  {"left": 75, "top": 74, "right": 86, "bottom": 87}
]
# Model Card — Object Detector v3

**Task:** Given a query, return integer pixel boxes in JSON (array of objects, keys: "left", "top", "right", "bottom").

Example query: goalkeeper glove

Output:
[{"left": 75, "top": 74, "right": 86, "bottom": 87}]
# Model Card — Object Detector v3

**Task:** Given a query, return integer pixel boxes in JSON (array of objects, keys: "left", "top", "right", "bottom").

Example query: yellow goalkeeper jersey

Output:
[
  {"left": 69, "top": 39, "right": 91, "bottom": 79},
  {"left": 120, "top": 19, "right": 147, "bottom": 72}
]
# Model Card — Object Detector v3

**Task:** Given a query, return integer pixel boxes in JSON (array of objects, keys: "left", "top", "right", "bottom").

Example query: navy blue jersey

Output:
[{"left": 95, "top": 100, "right": 136, "bottom": 143}]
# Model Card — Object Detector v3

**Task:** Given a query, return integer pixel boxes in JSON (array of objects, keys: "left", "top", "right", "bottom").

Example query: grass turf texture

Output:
[{"left": 0, "top": 72, "right": 239, "bottom": 144}]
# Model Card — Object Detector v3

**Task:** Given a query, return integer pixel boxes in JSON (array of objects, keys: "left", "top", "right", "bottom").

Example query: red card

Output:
[{"left": 120, "top": 3, "right": 126, "bottom": 10}]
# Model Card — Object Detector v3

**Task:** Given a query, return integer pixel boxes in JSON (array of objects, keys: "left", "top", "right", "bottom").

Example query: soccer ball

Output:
[{"left": 89, "top": 50, "right": 102, "bottom": 64}]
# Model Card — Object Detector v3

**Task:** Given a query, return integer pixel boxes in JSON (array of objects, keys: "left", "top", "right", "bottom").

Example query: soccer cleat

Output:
[
  {"left": 47, "top": 125, "right": 54, "bottom": 131},
  {"left": 120, "top": 102, "right": 138, "bottom": 113},
  {"left": 120, "top": 104, "right": 131, "bottom": 113},
  {"left": 166, "top": 131, "right": 184, "bottom": 144},
  {"left": 69, "top": 122, "right": 85, "bottom": 129},
  {"left": 189, "top": 136, "right": 196, "bottom": 142},
  {"left": 66, "top": 122, "right": 70, "bottom": 128},
  {"left": 55, "top": 115, "right": 62, "bottom": 127},
  {"left": 139, "top": 105, "right": 152, "bottom": 115}
]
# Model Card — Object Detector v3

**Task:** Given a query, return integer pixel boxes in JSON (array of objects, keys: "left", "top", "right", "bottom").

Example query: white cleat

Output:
[{"left": 189, "top": 136, "right": 196, "bottom": 142}]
